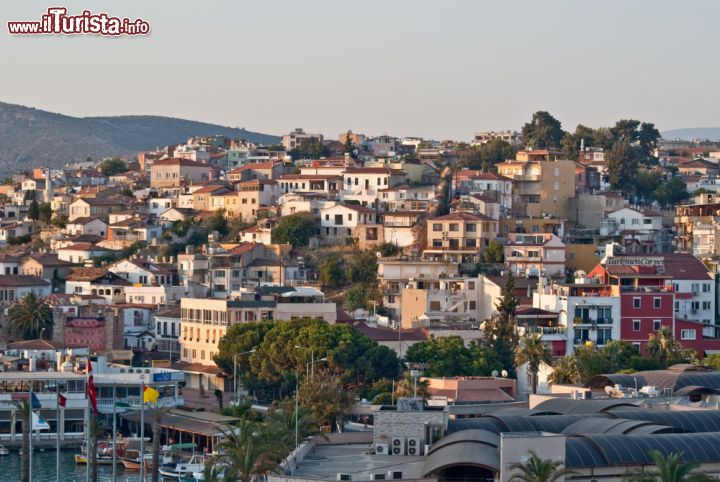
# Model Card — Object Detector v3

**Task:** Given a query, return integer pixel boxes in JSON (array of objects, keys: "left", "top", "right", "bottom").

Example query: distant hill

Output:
[
  {"left": 0, "top": 101, "right": 280, "bottom": 169},
  {"left": 661, "top": 127, "right": 720, "bottom": 141}
]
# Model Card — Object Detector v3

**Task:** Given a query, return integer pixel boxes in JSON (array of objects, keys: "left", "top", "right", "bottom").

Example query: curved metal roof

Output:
[
  {"left": 448, "top": 414, "right": 591, "bottom": 435},
  {"left": 608, "top": 409, "right": 720, "bottom": 433},
  {"left": 532, "top": 398, "right": 640, "bottom": 414},
  {"left": 566, "top": 433, "right": 720, "bottom": 468},
  {"left": 423, "top": 430, "right": 500, "bottom": 476},
  {"left": 561, "top": 417, "right": 680, "bottom": 435},
  {"left": 486, "top": 407, "right": 560, "bottom": 417},
  {"left": 585, "top": 367, "right": 720, "bottom": 394}
]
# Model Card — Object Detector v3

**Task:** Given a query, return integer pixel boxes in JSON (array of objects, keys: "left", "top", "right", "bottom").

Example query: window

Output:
[
  {"left": 449, "top": 223, "right": 459, "bottom": 232},
  {"left": 553, "top": 181, "right": 560, "bottom": 191},
  {"left": 653, "top": 297, "right": 661, "bottom": 309},
  {"left": 429, "top": 301, "right": 441, "bottom": 311},
  {"left": 675, "top": 301, "right": 679, "bottom": 312},
  {"left": 468, "top": 281, "right": 475, "bottom": 290},
  {"left": 633, "top": 320, "right": 641, "bottom": 332},
  {"left": 633, "top": 297, "right": 641, "bottom": 308},
  {"left": 704, "top": 283, "right": 711, "bottom": 292},
  {"left": 653, "top": 320, "right": 661, "bottom": 331},
  {"left": 681, "top": 329, "right": 696, "bottom": 340},
  {"left": 703, "top": 301, "right": 712, "bottom": 310},
  {"left": 631, "top": 218, "right": 640, "bottom": 225},
  {"left": 469, "top": 301, "right": 476, "bottom": 310},
  {"left": 466, "top": 223, "right": 476, "bottom": 232},
  {"left": 432, "top": 223, "right": 442, "bottom": 232}
]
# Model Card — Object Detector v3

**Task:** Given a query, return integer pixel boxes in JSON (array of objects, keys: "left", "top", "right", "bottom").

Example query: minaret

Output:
[{"left": 44, "top": 168, "right": 52, "bottom": 203}]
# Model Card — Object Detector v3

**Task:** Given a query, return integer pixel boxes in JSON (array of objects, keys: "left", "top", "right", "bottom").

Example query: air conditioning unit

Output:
[
  {"left": 374, "top": 443, "right": 389, "bottom": 455},
  {"left": 337, "top": 474, "right": 351, "bottom": 481},
  {"left": 406, "top": 438, "right": 422, "bottom": 455},
  {"left": 391, "top": 437, "right": 405, "bottom": 455},
  {"left": 371, "top": 474, "right": 386, "bottom": 480},
  {"left": 387, "top": 471, "right": 403, "bottom": 480}
]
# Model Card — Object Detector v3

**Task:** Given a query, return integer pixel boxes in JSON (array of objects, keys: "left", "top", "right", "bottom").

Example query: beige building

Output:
[
  {"left": 424, "top": 212, "right": 498, "bottom": 262},
  {"left": 497, "top": 156, "right": 576, "bottom": 219},
  {"left": 150, "top": 158, "right": 212, "bottom": 189}
]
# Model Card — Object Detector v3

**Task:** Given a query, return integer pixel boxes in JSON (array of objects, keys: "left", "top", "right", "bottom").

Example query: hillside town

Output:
[{"left": 7, "top": 114, "right": 720, "bottom": 481}]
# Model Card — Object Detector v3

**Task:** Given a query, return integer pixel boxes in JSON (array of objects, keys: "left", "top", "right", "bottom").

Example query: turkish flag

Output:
[
  {"left": 58, "top": 393, "right": 67, "bottom": 408},
  {"left": 86, "top": 358, "right": 99, "bottom": 415}
]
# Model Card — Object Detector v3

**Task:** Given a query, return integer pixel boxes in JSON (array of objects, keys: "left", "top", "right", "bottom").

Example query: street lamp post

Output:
[
  {"left": 233, "top": 348, "right": 256, "bottom": 406},
  {"left": 306, "top": 358, "right": 327, "bottom": 381}
]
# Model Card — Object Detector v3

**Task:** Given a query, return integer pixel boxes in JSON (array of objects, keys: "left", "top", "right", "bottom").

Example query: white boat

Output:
[
  {"left": 159, "top": 455, "right": 206, "bottom": 479},
  {"left": 0, "top": 445, "right": 8, "bottom": 456}
]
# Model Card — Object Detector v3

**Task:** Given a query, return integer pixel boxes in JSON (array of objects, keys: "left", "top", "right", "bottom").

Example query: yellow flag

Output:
[{"left": 143, "top": 386, "right": 160, "bottom": 403}]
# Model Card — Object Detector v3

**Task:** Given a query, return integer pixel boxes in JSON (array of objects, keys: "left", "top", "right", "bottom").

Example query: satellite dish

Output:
[
  {"left": 491, "top": 370, "right": 499, "bottom": 377},
  {"left": 573, "top": 270, "right": 588, "bottom": 278},
  {"left": 376, "top": 252, "right": 382, "bottom": 258},
  {"left": 501, "top": 370, "right": 508, "bottom": 378}
]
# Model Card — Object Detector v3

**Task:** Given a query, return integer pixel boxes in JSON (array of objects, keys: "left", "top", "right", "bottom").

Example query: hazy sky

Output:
[{"left": 1, "top": 0, "right": 718, "bottom": 140}]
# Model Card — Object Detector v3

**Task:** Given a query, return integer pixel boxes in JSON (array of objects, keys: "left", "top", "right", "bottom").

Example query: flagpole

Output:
[
  {"left": 56, "top": 380, "right": 61, "bottom": 482},
  {"left": 29, "top": 381, "right": 33, "bottom": 482},
  {"left": 140, "top": 380, "right": 145, "bottom": 482},
  {"left": 112, "top": 381, "right": 117, "bottom": 481}
]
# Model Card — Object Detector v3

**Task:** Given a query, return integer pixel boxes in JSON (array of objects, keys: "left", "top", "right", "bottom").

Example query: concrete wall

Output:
[{"left": 500, "top": 432, "right": 566, "bottom": 482}]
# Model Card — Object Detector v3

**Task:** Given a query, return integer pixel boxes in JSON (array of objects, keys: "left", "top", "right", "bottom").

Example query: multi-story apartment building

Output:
[
  {"left": 379, "top": 184, "right": 438, "bottom": 212},
  {"left": 534, "top": 278, "right": 620, "bottom": 356},
  {"left": 340, "top": 167, "right": 407, "bottom": 208},
  {"left": 675, "top": 196, "right": 720, "bottom": 254},
  {"left": 281, "top": 128, "right": 323, "bottom": 150},
  {"left": 150, "top": 158, "right": 211, "bottom": 189},
  {"left": 504, "top": 233, "right": 566, "bottom": 278},
  {"left": 471, "top": 130, "right": 522, "bottom": 146},
  {"left": 497, "top": 156, "right": 576, "bottom": 219},
  {"left": 453, "top": 170, "right": 513, "bottom": 209},
  {"left": 424, "top": 212, "right": 498, "bottom": 262}
]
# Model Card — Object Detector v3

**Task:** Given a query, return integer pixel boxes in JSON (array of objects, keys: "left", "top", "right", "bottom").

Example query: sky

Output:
[{"left": 1, "top": 0, "right": 718, "bottom": 141}]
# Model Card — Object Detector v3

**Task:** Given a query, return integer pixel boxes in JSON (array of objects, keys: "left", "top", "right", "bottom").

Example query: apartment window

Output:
[
  {"left": 466, "top": 239, "right": 477, "bottom": 248},
  {"left": 449, "top": 223, "right": 459, "bottom": 232},
  {"left": 191, "top": 349, "right": 197, "bottom": 359},
  {"left": 703, "top": 301, "right": 712, "bottom": 310},
  {"left": 633, "top": 297, "right": 641, "bottom": 308},
  {"left": 675, "top": 301, "right": 679, "bottom": 312},
  {"left": 469, "top": 301, "right": 476, "bottom": 310},
  {"left": 432, "top": 223, "right": 442, "bottom": 232},
  {"left": 653, "top": 297, "right": 661, "bottom": 309},
  {"left": 554, "top": 167, "right": 560, "bottom": 176},
  {"left": 653, "top": 320, "right": 661, "bottom": 331},
  {"left": 631, "top": 218, "right": 639, "bottom": 225},
  {"left": 466, "top": 223, "right": 476, "bottom": 232},
  {"left": 468, "top": 281, "right": 475, "bottom": 290},
  {"left": 200, "top": 350, "right": 205, "bottom": 360},
  {"left": 633, "top": 320, "right": 641, "bottom": 332},
  {"left": 553, "top": 181, "right": 560, "bottom": 191},
  {"left": 704, "top": 283, "right": 712, "bottom": 292},
  {"left": 347, "top": 213, "right": 352, "bottom": 221},
  {"left": 429, "top": 301, "right": 441, "bottom": 311},
  {"left": 681, "top": 329, "right": 696, "bottom": 340}
]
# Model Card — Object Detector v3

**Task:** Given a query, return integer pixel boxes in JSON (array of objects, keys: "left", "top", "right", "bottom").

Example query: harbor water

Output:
[{"left": 0, "top": 449, "right": 147, "bottom": 482}]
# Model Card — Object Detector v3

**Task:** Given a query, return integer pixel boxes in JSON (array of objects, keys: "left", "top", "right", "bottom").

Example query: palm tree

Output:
[
  {"left": 263, "top": 401, "right": 318, "bottom": 452},
  {"left": 11, "top": 399, "right": 31, "bottom": 482},
  {"left": 150, "top": 407, "right": 172, "bottom": 482},
  {"left": 625, "top": 451, "right": 713, "bottom": 482},
  {"left": 548, "top": 355, "right": 578, "bottom": 385},
  {"left": 7, "top": 292, "right": 53, "bottom": 340},
  {"left": 88, "top": 415, "right": 105, "bottom": 482},
  {"left": 516, "top": 333, "right": 553, "bottom": 394},
  {"left": 509, "top": 450, "right": 577, "bottom": 482},
  {"left": 646, "top": 327, "right": 685, "bottom": 367},
  {"left": 215, "top": 419, "right": 283, "bottom": 482}
]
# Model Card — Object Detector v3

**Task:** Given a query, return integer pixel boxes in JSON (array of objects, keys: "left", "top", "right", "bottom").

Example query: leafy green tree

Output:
[
  {"left": 521, "top": 111, "right": 565, "bottom": 149},
  {"left": 702, "top": 354, "right": 720, "bottom": 371},
  {"left": 625, "top": 450, "right": 713, "bottom": 482},
  {"left": 405, "top": 335, "right": 474, "bottom": 376},
  {"left": 469, "top": 341, "right": 504, "bottom": 376},
  {"left": 7, "top": 293, "right": 53, "bottom": 340},
  {"left": 345, "top": 250, "right": 378, "bottom": 284},
  {"left": 344, "top": 130, "right": 358, "bottom": 160},
  {"left": 516, "top": 333, "right": 552, "bottom": 394},
  {"left": 508, "top": 450, "right": 577, "bottom": 482},
  {"left": 289, "top": 138, "right": 330, "bottom": 160},
  {"left": 271, "top": 213, "right": 316, "bottom": 246},
  {"left": 548, "top": 355, "right": 578, "bottom": 384},
  {"left": 635, "top": 171, "right": 664, "bottom": 204},
  {"left": 459, "top": 140, "right": 515, "bottom": 171},
  {"left": 37, "top": 202, "right": 53, "bottom": 224},
  {"left": 213, "top": 321, "right": 274, "bottom": 393},
  {"left": 603, "top": 340, "right": 640, "bottom": 373},
  {"left": 203, "top": 210, "right": 229, "bottom": 237},
  {"left": 485, "top": 273, "right": 520, "bottom": 377},
  {"left": 606, "top": 140, "right": 638, "bottom": 194},
  {"left": 378, "top": 242, "right": 400, "bottom": 257},
  {"left": 572, "top": 346, "right": 611, "bottom": 383},
  {"left": 562, "top": 124, "right": 598, "bottom": 159},
  {"left": 654, "top": 176, "right": 689, "bottom": 208},
  {"left": 51, "top": 214, "right": 68, "bottom": 229},
  {"left": 482, "top": 239, "right": 504, "bottom": 263},
  {"left": 98, "top": 157, "right": 128, "bottom": 176},
  {"left": 344, "top": 285, "right": 369, "bottom": 311},
  {"left": 264, "top": 400, "right": 319, "bottom": 450},
  {"left": 27, "top": 199, "right": 39, "bottom": 221},
  {"left": 395, "top": 373, "right": 430, "bottom": 400},
  {"left": 299, "top": 368, "right": 355, "bottom": 432},
  {"left": 319, "top": 255, "right": 345, "bottom": 288}
]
